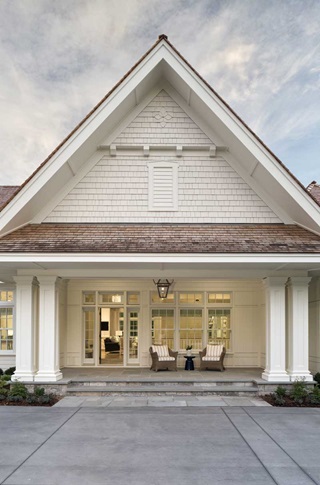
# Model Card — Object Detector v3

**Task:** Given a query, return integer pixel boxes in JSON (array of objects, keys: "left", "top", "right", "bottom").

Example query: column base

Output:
[
  {"left": 288, "top": 371, "right": 314, "bottom": 382},
  {"left": 34, "top": 370, "right": 63, "bottom": 382},
  {"left": 11, "top": 371, "right": 36, "bottom": 382},
  {"left": 262, "top": 370, "right": 290, "bottom": 382}
]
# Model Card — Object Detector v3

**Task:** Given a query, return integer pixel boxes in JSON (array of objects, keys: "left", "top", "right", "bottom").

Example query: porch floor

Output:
[{"left": 60, "top": 366, "right": 265, "bottom": 383}]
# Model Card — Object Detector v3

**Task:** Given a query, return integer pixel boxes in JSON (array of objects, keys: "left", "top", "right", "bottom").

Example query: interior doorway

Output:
[{"left": 99, "top": 307, "right": 124, "bottom": 365}]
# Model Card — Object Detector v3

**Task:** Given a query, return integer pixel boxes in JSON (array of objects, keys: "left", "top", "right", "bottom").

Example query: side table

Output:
[{"left": 184, "top": 355, "right": 195, "bottom": 371}]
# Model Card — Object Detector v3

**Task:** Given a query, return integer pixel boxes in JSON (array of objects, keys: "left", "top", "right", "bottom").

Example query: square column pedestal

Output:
[
  {"left": 34, "top": 276, "right": 62, "bottom": 382},
  {"left": 287, "top": 277, "right": 313, "bottom": 382},
  {"left": 262, "top": 277, "right": 290, "bottom": 382}
]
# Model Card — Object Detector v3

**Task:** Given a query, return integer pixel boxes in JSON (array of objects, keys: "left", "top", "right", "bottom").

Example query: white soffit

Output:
[{"left": 1, "top": 38, "right": 320, "bottom": 234}]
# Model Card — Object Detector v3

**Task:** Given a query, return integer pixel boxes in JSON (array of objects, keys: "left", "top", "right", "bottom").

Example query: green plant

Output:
[
  {"left": 314, "top": 372, "right": 320, "bottom": 388},
  {"left": 0, "top": 368, "right": 3, "bottom": 376},
  {"left": 186, "top": 345, "right": 192, "bottom": 351},
  {"left": 273, "top": 386, "right": 287, "bottom": 405},
  {"left": 4, "top": 367, "right": 16, "bottom": 376},
  {"left": 8, "top": 382, "right": 29, "bottom": 400},
  {"left": 1, "top": 375, "right": 11, "bottom": 382},
  {"left": 0, "top": 379, "right": 9, "bottom": 398},
  {"left": 307, "top": 386, "right": 320, "bottom": 405},
  {"left": 34, "top": 387, "right": 45, "bottom": 397},
  {"left": 290, "top": 379, "right": 309, "bottom": 405}
]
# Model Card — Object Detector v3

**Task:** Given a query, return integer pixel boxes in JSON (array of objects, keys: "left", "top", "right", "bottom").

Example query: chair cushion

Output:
[
  {"left": 202, "top": 356, "right": 219, "bottom": 361},
  {"left": 152, "top": 345, "right": 169, "bottom": 357},
  {"left": 158, "top": 356, "right": 175, "bottom": 361},
  {"left": 205, "top": 344, "right": 223, "bottom": 361}
]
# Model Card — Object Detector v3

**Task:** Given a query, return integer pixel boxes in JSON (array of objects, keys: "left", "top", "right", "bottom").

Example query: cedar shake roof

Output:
[
  {"left": 307, "top": 181, "right": 320, "bottom": 206},
  {"left": 0, "top": 186, "right": 20, "bottom": 211},
  {"left": 0, "top": 35, "right": 319, "bottom": 212},
  {"left": 0, "top": 223, "right": 320, "bottom": 254}
]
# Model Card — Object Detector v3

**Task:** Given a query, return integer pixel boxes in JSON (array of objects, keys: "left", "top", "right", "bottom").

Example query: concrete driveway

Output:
[{"left": 0, "top": 406, "right": 320, "bottom": 485}]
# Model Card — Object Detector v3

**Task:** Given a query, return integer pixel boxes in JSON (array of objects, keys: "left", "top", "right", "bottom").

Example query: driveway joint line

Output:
[
  {"left": 221, "top": 407, "right": 279, "bottom": 485},
  {"left": 0, "top": 408, "right": 81, "bottom": 485},
  {"left": 243, "top": 407, "right": 319, "bottom": 485}
]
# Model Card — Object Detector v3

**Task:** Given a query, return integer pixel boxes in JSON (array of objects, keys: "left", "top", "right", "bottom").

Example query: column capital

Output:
[
  {"left": 286, "top": 277, "right": 312, "bottom": 288},
  {"left": 36, "top": 275, "right": 59, "bottom": 286},
  {"left": 13, "top": 275, "right": 35, "bottom": 285},
  {"left": 263, "top": 277, "right": 288, "bottom": 288}
]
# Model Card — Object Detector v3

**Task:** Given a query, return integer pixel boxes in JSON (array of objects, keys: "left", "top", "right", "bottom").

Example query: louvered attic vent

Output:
[{"left": 148, "top": 162, "right": 178, "bottom": 211}]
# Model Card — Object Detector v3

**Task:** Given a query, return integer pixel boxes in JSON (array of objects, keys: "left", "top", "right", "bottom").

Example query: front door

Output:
[{"left": 99, "top": 307, "right": 124, "bottom": 365}]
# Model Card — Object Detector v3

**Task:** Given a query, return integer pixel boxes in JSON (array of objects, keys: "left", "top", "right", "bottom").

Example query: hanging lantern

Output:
[{"left": 153, "top": 279, "right": 174, "bottom": 299}]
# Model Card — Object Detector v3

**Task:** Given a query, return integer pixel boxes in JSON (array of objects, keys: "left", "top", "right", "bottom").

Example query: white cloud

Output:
[{"left": 0, "top": 0, "right": 319, "bottom": 186}]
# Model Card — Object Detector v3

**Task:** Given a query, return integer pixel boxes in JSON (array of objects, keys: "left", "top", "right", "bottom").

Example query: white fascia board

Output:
[
  {"left": 0, "top": 43, "right": 168, "bottom": 232},
  {"left": 0, "top": 253, "right": 320, "bottom": 264},
  {"left": 160, "top": 45, "right": 320, "bottom": 228}
]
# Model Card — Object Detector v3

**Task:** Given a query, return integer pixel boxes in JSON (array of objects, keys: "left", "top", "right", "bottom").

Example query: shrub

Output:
[
  {"left": 4, "top": 367, "right": 16, "bottom": 376},
  {"left": 8, "top": 382, "right": 29, "bottom": 400},
  {"left": 37, "top": 395, "right": 51, "bottom": 404},
  {"left": 314, "top": 372, "right": 320, "bottom": 388},
  {"left": 1, "top": 375, "right": 11, "bottom": 382},
  {"left": 34, "top": 387, "right": 45, "bottom": 397},
  {"left": 307, "top": 386, "right": 320, "bottom": 405},
  {"left": 274, "top": 386, "right": 287, "bottom": 405},
  {"left": 290, "top": 379, "right": 309, "bottom": 405},
  {"left": 0, "top": 368, "right": 3, "bottom": 375},
  {"left": 0, "top": 379, "right": 9, "bottom": 398}
]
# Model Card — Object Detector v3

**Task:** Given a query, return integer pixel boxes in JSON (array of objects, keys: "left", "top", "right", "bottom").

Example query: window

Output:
[
  {"left": 207, "top": 309, "right": 231, "bottom": 350},
  {"left": 83, "top": 292, "right": 95, "bottom": 305},
  {"left": 179, "top": 309, "right": 202, "bottom": 350},
  {"left": 151, "top": 291, "right": 175, "bottom": 304},
  {"left": 148, "top": 161, "right": 178, "bottom": 211},
  {"left": 127, "top": 292, "right": 140, "bottom": 305},
  {"left": 208, "top": 293, "right": 231, "bottom": 304},
  {"left": 128, "top": 311, "right": 139, "bottom": 359},
  {"left": 83, "top": 308, "right": 95, "bottom": 360},
  {"left": 179, "top": 293, "right": 203, "bottom": 304},
  {"left": 0, "top": 290, "right": 14, "bottom": 352},
  {"left": 99, "top": 292, "right": 123, "bottom": 304},
  {"left": 151, "top": 309, "right": 174, "bottom": 348}
]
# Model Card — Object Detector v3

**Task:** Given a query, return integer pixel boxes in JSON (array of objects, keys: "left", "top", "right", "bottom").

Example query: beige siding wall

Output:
[
  {"left": 45, "top": 154, "right": 281, "bottom": 223},
  {"left": 114, "top": 90, "right": 212, "bottom": 146}
]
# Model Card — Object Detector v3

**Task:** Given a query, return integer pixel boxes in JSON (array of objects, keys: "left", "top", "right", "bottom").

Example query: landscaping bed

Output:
[
  {"left": 0, "top": 368, "right": 60, "bottom": 407},
  {"left": 262, "top": 373, "right": 320, "bottom": 407}
]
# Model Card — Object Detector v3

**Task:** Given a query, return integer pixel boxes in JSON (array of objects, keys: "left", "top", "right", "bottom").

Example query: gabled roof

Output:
[
  {"left": 1, "top": 223, "right": 320, "bottom": 254},
  {"left": 307, "top": 181, "right": 320, "bottom": 206},
  {"left": 1, "top": 35, "right": 320, "bottom": 237},
  {"left": 0, "top": 186, "right": 20, "bottom": 211}
]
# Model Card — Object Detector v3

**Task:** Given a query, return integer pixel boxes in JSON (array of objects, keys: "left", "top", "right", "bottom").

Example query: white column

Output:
[
  {"left": 35, "top": 276, "right": 62, "bottom": 382},
  {"left": 287, "top": 277, "right": 313, "bottom": 382},
  {"left": 262, "top": 277, "right": 290, "bottom": 382},
  {"left": 12, "top": 276, "right": 38, "bottom": 382}
]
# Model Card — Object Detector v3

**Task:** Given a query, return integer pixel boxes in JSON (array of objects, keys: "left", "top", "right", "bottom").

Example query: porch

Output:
[{"left": 26, "top": 367, "right": 311, "bottom": 399}]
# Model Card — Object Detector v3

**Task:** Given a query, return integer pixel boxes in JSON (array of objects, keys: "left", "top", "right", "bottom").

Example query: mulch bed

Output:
[
  {"left": 262, "top": 394, "right": 320, "bottom": 407},
  {"left": 0, "top": 397, "right": 61, "bottom": 407}
]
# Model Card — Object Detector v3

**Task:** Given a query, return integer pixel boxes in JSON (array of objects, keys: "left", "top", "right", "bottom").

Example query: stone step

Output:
[
  {"left": 68, "top": 379, "right": 257, "bottom": 389},
  {"left": 66, "top": 385, "right": 259, "bottom": 397}
]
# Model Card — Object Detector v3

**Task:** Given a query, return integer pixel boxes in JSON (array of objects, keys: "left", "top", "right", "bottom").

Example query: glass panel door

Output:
[
  {"left": 151, "top": 309, "right": 175, "bottom": 348},
  {"left": 99, "top": 307, "right": 124, "bottom": 365},
  {"left": 83, "top": 308, "right": 95, "bottom": 363},
  {"left": 127, "top": 310, "right": 139, "bottom": 363}
]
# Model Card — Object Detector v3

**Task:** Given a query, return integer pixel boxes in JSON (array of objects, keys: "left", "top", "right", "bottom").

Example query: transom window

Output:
[
  {"left": 99, "top": 292, "right": 124, "bottom": 304},
  {"left": 208, "top": 293, "right": 231, "bottom": 304},
  {"left": 179, "top": 293, "right": 203, "bottom": 304},
  {"left": 151, "top": 292, "right": 175, "bottom": 304}
]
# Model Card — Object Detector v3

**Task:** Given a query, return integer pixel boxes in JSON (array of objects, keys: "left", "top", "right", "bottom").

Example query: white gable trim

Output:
[{"left": 1, "top": 39, "right": 320, "bottom": 235}]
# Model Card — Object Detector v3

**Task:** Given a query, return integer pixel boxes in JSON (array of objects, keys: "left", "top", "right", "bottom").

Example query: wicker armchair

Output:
[
  {"left": 199, "top": 344, "right": 226, "bottom": 371},
  {"left": 149, "top": 344, "right": 178, "bottom": 372}
]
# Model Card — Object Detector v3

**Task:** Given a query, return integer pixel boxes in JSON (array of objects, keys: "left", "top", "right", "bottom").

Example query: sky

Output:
[{"left": 0, "top": 0, "right": 319, "bottom": 187}]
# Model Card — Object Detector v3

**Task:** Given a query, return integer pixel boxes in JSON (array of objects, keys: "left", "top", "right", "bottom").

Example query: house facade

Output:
[{"left": 1, "top": 35, "right": 320, "bottom": 382}]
